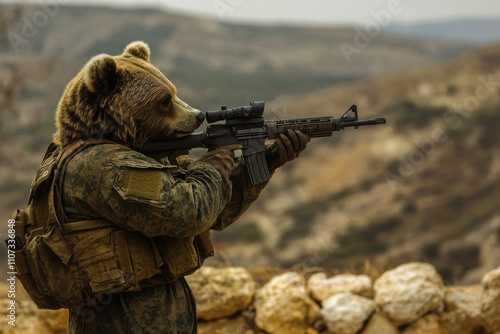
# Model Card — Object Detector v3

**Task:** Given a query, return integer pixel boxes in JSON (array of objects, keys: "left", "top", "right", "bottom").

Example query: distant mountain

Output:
[
  {"left": 386, "top": 18, "right": 500, "bottom": 44},
  {"left": 0, "top": 5, "right": 474, "bottom": 109}
]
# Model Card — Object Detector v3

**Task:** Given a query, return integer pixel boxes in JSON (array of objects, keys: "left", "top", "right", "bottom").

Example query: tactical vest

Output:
[{"left": 10, "top": 139, "right": 214, "bottom": 310}]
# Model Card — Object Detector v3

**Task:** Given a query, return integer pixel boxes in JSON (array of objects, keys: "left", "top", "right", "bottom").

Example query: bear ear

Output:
[
  {"left": 83, "top": 54, "right": 118, "bottom": 94},
  {"left": 123, "top": 41, "right": 150, "bottom": 62}
]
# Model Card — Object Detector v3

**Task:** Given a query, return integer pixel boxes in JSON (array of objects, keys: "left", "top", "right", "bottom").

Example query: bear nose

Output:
[{"left": 196, "top": 111, "right": 206, "bottom": 124}]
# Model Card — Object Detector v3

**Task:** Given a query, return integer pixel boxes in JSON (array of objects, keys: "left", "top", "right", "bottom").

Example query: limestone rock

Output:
[
  {"left": 307, "top": 272, "right": 373, "bottom": 301},
  {"left": 361, "top": 313, "right": 399, "bottom": 334},
  {"left": 440, "top": 285, "right": 486, "bottom": 334},
  {"left": 402, "top": 314, "right": 449, "bottom": 334},
  {"left": 254, "top": 272, "right": 320, "bottom": 334},
  {"left": 444, "top": 285, "right": 482, "bottom": 317},
  {"left": 187, "top": 266, "right": 256, "bottom": 320},
  {"left": 481, "top": 266, "right": 500, "bottom": 333},
  {"left": 320, "top": 292, "right": 375, "bottom": 334},
  {"left": 374, "top": 262, "right": 444, "bottom": 326}
]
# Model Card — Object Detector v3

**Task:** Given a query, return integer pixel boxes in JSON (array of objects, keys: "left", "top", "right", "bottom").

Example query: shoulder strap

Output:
[
  {"left": 27, "top": 143, "right": 59, "bottom": 206},
  {"left": 48, "top": 139, "right": 114, "bottom": 227},
  {"left": 60, "top": 219, "right": 113, "bottom": 234}
]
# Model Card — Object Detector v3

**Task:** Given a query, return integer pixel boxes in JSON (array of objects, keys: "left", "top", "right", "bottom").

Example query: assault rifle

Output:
[{"left": 143, "top": 101, "right": 386, "bottom": 185}]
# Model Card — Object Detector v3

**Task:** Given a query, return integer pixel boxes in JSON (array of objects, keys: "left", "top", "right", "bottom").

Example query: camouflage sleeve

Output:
[
  {"left": 168, "top": 156, "right": 269, "bottom": 231},
  {"left": 63, "top": 144, "right": 232, "bottom": 238},
  {"left": 210, "top": 164, "right": 269, "bottom": 231}
]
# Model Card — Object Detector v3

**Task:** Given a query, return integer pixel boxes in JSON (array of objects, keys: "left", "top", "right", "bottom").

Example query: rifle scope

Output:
[{"left": 203, "top": 101, "right": 265, "bottom": 123}]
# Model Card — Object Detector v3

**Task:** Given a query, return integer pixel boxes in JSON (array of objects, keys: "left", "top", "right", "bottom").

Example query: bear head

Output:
[{"left": 53, "top": 41, "right": 202, "bottom": 150}]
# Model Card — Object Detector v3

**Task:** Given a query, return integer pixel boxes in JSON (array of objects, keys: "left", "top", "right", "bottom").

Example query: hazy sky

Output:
[
  {"left": 157, "top": 0, "right": 500, "bottom": 24},
  {"left": 3, "top": 0, "right": 500, "bottom": 25}
]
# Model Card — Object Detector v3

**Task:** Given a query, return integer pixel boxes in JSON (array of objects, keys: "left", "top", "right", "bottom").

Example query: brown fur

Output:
[{"left": 53, "top": 41, "right": 201, "bottom": 150}]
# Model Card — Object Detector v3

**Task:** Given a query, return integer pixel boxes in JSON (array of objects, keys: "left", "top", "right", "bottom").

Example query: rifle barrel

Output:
[{"left": 342, "top": 117, "right": 387, "bottom": 128}]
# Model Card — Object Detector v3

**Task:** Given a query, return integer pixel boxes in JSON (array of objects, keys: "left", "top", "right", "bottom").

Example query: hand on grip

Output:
[
  {"left": 198, "top": 144, "right": 242, "bottom": 180},
  {"left": 266, "top": 129, "right": 310, "bottom": 172}
]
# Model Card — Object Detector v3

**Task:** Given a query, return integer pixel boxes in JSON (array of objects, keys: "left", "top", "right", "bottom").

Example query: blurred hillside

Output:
[
  {"left": 0, "top": 5, "right": 498, "bottom": 283},
  {"left": 386, "top": 18, "right": 500, "bottom": 44},
  {"left": 0, "top": 5, "right": 473, "bottom": 107},
  {"left": 214, "top": 43, "right": 500, "bottom": 284}
]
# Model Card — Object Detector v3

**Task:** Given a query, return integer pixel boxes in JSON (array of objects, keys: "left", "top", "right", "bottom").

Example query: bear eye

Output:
[{"left": 160, "top": 96, "right": 172, "bottom": 110}]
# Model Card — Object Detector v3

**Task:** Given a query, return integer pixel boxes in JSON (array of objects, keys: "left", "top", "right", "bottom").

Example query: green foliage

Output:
[
  {"left": 391, "top": 100, "right": 445, "bottom": 129},
  {"left": 476, "top": 113, "right": 500, "bottom": 148},
  {"left": 286, "top": 198, "right": 327, "bottom": 227},
  {"left": 277, "top": 178, "right": 380, "bottom": 248},
  {"left": 334, "top": 217, "right": 402, "bottom": 258},
  {"left": 278, "top": 196, "right": 335, "bottom": 248},
  {"left": 437, "top": 244, "right": 480, "bottom": 282}
]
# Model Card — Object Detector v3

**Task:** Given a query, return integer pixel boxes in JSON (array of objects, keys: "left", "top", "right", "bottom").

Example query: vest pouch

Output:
[
  {"left": 70, "top": 227, "right": 163, "bottom": 295},
  {"left": 14, "top": 247, "right": 50, "bottom": 308},
  {"left": 72, "top": 228, "right": 130, "bottom": 294},
  {"left": 196, "top": 230, "right": 215, "bottom": 260},
  {"left": 124, "top": 232, "right": 163, "bottom": 283},
  {"left": 20, "top": 225, "right": 84, "bottom": 309},
  {"left": 154, "top": 236, "right": 199, "bottom": 279},
  {"left": 183, "top": 230, "right": 215, "bottom": 277}
]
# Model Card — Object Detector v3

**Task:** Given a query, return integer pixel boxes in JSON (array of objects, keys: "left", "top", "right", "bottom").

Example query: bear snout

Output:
[{"left": 172, "top": 97, "right": 203, "bottom": 137}]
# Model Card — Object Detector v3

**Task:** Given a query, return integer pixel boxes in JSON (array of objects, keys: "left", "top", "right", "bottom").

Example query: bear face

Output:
[{"left": 53, "top": 41, "right": 202, "bottom": 150}]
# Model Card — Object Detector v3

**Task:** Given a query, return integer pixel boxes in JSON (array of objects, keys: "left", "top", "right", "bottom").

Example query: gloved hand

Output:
[
  {"left": 266, "top": 129, "right": 310, "bottom": 172},
  {"left": 198, "top": 144, "right": 242, "bottom": 180}
]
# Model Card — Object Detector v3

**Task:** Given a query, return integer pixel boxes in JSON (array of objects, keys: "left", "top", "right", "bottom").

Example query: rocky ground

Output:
[{"left": 0, "top": 263, "right": 498, "bottom": 334}]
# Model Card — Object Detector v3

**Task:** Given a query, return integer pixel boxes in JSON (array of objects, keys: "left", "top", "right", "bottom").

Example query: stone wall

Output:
[
  {"left": 189, "top": 263, "right": 500, "bottom": 334},
  {"left": 0, "top": 263, "right": 498, "bottom": 334}
]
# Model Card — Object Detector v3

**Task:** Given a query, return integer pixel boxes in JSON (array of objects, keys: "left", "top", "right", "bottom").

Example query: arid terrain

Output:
[
  {"left": 0, "top": 4, "right": 498, "bottom": 287},
  {"left": 213, "top": 43, "right": 500, "bottom": 284}
]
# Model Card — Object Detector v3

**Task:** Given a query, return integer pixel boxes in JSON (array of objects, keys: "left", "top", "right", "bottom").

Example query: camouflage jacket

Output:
[
  {"left": 60, "top": 142, "right": 268, "bottom": 333},
  {"left": 62, "top": 142, "right": 267, "bottom": 286}
]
